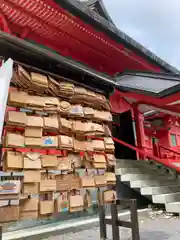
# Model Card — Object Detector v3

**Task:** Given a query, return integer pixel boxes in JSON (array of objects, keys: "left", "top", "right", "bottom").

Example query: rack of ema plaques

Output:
[{"left": 0, "top": 60, "right": 117, "bottom": 232}]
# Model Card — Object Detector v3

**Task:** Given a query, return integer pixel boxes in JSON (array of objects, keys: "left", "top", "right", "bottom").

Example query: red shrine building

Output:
[{"left": 0, "top": 0, "right": 180, "bottom": 217}]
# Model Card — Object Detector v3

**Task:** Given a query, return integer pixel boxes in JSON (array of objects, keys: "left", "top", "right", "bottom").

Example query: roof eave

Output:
[
  {"left": 0, "top": 31, "right": 116, "bottom": 94},
  {"left": 55, "top": 0, "right": 180, "bottom": 74}
]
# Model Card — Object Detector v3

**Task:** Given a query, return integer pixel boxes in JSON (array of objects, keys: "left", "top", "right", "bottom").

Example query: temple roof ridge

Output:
[{"left": 79, "top": 0, "right": 115, "bottom": 25}]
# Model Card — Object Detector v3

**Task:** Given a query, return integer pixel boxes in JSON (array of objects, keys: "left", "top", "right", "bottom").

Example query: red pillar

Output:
[{"left": 133, "top": 105, "right": 145, "bottom": 159}]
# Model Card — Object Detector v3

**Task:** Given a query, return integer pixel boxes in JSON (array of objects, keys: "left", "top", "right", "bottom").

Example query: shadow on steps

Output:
[{"left": 116, "top": 177, "right": 152, "bottom": 210}]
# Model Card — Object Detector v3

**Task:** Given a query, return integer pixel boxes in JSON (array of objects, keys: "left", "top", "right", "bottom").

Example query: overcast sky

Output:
[{"left": 103, "top": 0, "right": 180, "bottom": 69}]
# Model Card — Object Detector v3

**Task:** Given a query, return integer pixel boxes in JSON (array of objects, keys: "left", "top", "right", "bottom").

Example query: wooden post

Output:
[
  {"left": 111, "top": 203, "right": 120, "bottom": 240},
  {"left": 99, "top": 199, "right": 140, "bottom": 240},
  {"left": 0, "top": 225, "right": 2, "bottom": 240},
  {"left": 99, "top": 205, "right": 107, "bottom": 240},
  {"left": 130, "top": 200, "right": 140, "bottom": 240}
]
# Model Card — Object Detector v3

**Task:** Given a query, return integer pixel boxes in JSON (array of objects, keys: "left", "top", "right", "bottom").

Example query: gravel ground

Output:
[{"left": 47, "top": 211, "right": 180, "bottom": 240}]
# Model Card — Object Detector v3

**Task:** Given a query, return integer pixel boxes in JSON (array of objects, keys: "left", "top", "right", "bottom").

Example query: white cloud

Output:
[{"left": 103, "top": 0, "right": 180, "bottom": 68}]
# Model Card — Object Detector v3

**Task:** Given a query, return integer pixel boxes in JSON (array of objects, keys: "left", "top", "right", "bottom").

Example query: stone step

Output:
[
  {"left": 116, "top": 160, "right": 175, "bottom": 178},
  {"left": 141, "top": 185, "right": 180, "bottom": 195},
  {"left": 121, "top": 173, "right": 175, "bottom": 182},
  {"left": 115, "top": 168, "right": 145, "bottom": 175},
  {"left": 116, "top": 159, "right": 159, "bottom": 166},
  {"left": 116, "top": 158, "right": 180, "bottom": 213},
  {"left": 165, "top": 202, "right": 180, "bottom": 213},
  {"left": 152, "top": 192, "right": 180, "bottom": 204},
  {"left": 116, "top": 159, "right": 166, "bottom": 168},
  {"left": 116, "top": 159, "right": 140, "bottom": 164},
  {"left": 130, "top": 179, "right": 180, "bottom": 188},
  {"left": 115, "top": 167, "right": 167, "bottom": 176},
  {"left": 116, "top": 162, "right": 141, "bottom": 169},
  {"left": 116, "top": 160, "right": 165, "bottom": 170},
  {"left": 116, "top": 164, "right": 165, "bottom": 175},
  {"left": 121, "top": 173, "right": 158, "bottom": 181}
]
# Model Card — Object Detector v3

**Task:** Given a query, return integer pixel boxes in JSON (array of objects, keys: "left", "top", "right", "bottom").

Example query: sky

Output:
[{"left": 103, "top": 0, "right": 180, "bottom": 69}]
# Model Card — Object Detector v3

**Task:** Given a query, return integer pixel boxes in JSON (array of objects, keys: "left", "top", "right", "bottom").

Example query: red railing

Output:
[
  {"left": 112, "top": 137, "right": 180, "bottom": 171},
  {"left": 158, "top": 145, "right": 180, "bottom": 160},
  {"left": 89, "top": 136, "right": 180, "bottom": 172}
]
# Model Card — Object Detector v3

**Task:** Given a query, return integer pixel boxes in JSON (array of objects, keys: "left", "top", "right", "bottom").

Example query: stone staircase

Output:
[{"left": 115, "top": 159, "right": 180, "bottom": 213}]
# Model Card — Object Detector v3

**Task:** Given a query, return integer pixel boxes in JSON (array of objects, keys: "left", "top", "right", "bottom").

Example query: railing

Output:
[
  {"left": 99, "top": 199, "right": 140, "bottom": 240},
  {"left": 112, "top": 137, "right": 180, "bottom": 171},
  {"left": 112, "top": 119, "right": 180, "bottom": 162},
  {"left": 158, "top": 145, "right": 180, "bottom": 160},
  {"left": 89, "top": 136, "right": 177, "bottom": 169},
  {"left": 88, "top": 134, "right": 180, "bottom": 171}
]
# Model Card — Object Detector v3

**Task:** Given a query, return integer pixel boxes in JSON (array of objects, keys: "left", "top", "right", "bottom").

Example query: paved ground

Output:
[{"left": 47, "top": 211, "right": 180, "bottom": 240}]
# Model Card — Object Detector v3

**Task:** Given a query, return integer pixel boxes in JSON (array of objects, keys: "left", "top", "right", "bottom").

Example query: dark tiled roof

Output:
[{"left": 116, "top": 71, "right": 180, "bottom": 97}]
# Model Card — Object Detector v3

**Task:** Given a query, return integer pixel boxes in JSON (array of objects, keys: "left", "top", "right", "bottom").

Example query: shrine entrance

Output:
[{"left": 113, "top": 110, "right": 137, "bottom": 160}]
